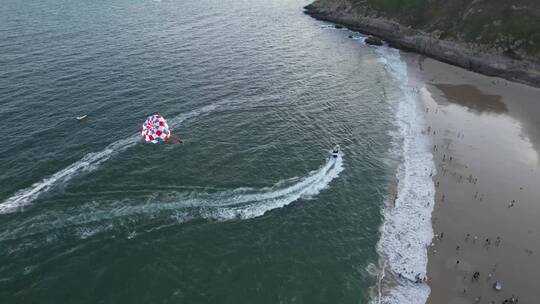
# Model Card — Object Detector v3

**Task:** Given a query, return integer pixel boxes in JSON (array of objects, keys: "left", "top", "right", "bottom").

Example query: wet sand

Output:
[{"left": 404, "top": 54, "right": 540, "bottom": 303}]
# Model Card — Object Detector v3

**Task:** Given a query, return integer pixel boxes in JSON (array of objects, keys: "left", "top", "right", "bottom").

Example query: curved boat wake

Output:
[
  {"left": 0, "top": 103, "right": 223, "bottom": 215},
  {"left": 0, "top": 155, "right": 344, "bottom": 249}
]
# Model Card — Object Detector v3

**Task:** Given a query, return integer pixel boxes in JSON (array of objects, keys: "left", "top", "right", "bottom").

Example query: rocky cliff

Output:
[{"left": 304, "top": 0, "right": 540, "bottom": 87}]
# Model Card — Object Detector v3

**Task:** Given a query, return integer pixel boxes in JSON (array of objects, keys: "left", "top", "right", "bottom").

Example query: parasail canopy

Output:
[{"left": 141, "top": 115, "right": 171, "bottom": 144}]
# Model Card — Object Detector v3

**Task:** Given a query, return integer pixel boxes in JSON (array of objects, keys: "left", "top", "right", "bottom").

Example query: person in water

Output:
[{"left": 169, "top": 135, "right": 183, "bottom": 144}]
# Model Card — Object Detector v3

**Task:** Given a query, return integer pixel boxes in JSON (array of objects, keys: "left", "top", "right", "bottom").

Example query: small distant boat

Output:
[
  {"left": 76, "top": 115, "right": 88, "bottom": 121},
  {"left": 331, "top": 144, "right": 340, "bottom": 158}
]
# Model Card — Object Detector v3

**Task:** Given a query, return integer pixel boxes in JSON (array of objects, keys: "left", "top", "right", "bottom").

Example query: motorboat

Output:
[{"left": 331, "top": 144, "right": 340, "bottom": 158}]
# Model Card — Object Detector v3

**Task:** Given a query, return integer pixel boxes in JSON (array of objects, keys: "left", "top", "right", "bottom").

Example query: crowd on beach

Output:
[
  {"left": 430, "top": 232, "right": 511, "bottom": 301},
  {"left": 425, "top": 105, "right": 526, "bottom": 303},
  {"left": 391, "top": 103, "right": 532, "bottom": 303}
]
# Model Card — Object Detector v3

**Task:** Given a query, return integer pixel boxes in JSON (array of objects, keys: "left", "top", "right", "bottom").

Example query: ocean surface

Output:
[{"left": 0, "top": 0, "right": 434, "bottom": 303}]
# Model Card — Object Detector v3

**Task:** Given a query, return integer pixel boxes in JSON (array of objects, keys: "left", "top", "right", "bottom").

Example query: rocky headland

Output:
[{"left": 304, "top": 0, "right": 540, "bottom": 87}]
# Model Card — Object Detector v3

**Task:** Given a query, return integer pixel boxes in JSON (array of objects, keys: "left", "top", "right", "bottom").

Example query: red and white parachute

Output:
[{"left": 141, "top": 115, "right": 171, "bottom": 144}]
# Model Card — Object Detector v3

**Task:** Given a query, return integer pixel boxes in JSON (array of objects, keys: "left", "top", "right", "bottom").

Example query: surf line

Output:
[
  {"left": 373, "top": 46, "right": 436, "bottom": 304},
  {"left": 0, "top": 103, "right": 223, "bottom": 215}
]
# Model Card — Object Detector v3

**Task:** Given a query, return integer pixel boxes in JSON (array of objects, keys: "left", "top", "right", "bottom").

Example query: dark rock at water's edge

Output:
[
  {"left": 334, "top": 24, "right": 344, "bottom": 29},
  {"left": 304, "top": 0, "right": 540, "bottom": 88},
  {"left": 303, "top": 4, "right": 316, "bottom": 11},
  {"left": 365, "top": 36, "right": 383, "bottom": 46}
]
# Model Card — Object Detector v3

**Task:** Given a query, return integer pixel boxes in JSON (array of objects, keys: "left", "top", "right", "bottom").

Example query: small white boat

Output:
[
  {"left": 331, "top": 144, "right": 340, "bottom": 158},
  {"left": 76, "top": 115, "right": 88, "bottom": 121}
]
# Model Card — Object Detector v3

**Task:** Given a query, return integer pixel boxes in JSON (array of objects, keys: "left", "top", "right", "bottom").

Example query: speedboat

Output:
[{"left": 331, "top": 144, "right": 340, "bottom": 158}]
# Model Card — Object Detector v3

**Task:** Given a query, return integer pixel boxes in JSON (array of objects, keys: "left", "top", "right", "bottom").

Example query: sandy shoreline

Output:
[
  {"left": 302, "top": 14, "right": 540, "bottom": 302},
  {"left": 404, "top": 54, "right": 540, "bottom": 303}
]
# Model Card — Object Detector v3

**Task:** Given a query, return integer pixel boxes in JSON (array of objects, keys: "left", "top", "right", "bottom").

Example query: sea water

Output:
[{"left": 0, "top": 0, "right": 433, "bottom": 303}]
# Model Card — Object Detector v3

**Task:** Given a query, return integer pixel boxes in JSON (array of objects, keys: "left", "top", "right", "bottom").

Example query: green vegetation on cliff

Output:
[{"left": 349, "top": 0, "right": 540, "bottom": 59}]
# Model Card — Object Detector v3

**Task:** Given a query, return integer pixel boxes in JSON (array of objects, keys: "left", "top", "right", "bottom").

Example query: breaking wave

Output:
[{"left": 372, "top": 47, "right": 436, "bottom": 303}]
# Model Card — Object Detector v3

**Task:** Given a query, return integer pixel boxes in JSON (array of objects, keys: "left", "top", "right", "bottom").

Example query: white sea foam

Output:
[
  {"left": 372, "top": 47, "right": 436, "bottom": 304},
  {"left": 0, "top": 155, "right": 344, "bottom": 243},
  {"left": 0, "top": 102, "right": 224, "bottom": 214},
  {"left": 206, "top": 154, "right": 344, "bottom": 220}
]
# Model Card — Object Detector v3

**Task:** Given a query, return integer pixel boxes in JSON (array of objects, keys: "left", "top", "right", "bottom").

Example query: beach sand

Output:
[{"left": 404, "top": 54, "right": 540, "bottom": 303}]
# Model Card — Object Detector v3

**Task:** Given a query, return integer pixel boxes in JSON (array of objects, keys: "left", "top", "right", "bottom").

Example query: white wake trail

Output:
[
  {"left": 207, "top": 154, "right": 344, "bottom": 220},
  {"left": 0, "top": 155, "right": 344, "bottom": 243},
  {"left": 0, "top": 103, "right": 223, "bottom": 214}
]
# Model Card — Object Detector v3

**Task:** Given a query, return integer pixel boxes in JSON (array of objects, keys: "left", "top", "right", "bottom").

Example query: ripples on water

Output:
[{"left": 0, "top": 0, "right": 410, "bottom": 303}]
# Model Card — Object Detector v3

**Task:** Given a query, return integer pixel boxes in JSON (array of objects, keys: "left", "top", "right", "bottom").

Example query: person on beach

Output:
[{"left": 503, "top": 296, "right": 519, "bottom": 303}]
